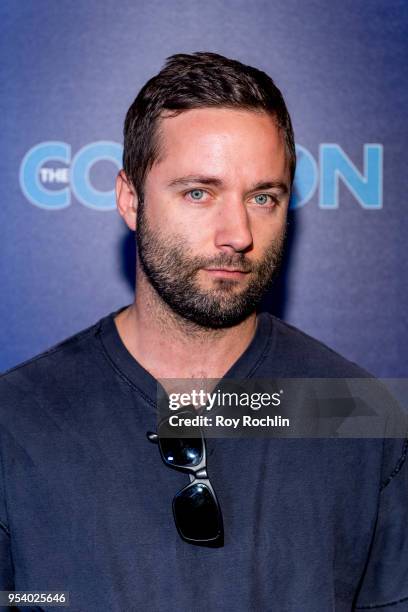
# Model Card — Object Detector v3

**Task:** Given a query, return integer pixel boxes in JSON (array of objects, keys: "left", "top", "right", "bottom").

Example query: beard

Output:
[{"left": 135, "top": 201, "right": 286, "bottom": 329}]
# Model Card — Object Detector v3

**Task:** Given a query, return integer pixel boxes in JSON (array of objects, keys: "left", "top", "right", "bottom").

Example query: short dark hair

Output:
[{"left": 123, "top": 51, "right": 296, "bottom": 200}]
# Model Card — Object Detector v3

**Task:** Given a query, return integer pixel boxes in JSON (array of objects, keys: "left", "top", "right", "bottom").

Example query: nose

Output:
[{"left": 214, "top": 197, "right": 253, "bottom": 253}]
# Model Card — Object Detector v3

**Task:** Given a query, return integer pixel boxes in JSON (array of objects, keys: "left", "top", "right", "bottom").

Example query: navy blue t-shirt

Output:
[{"left": 0, "top": 306, "right": 407, "bottom": 611}]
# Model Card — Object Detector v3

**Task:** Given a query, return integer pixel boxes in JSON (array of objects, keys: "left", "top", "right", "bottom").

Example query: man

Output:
[{"left": 0, "top": 52, "right": 407, "bottom": 611}]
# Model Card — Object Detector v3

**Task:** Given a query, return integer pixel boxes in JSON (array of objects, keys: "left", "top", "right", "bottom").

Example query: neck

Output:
[{"left": 114, "top": 269, "right": 258, "bottom": 381}]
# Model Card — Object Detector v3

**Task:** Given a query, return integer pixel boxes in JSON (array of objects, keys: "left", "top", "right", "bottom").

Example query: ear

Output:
[{"left": 116, "top": 170, "right": 138, "bottom": 231}]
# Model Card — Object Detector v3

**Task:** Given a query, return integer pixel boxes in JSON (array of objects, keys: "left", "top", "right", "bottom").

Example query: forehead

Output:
[{"left": 148, "top": 107, "right": 289, "bottom": 186}]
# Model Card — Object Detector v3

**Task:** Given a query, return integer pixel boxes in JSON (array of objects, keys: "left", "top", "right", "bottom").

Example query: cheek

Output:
[
  {"left": 151, "top": 197, "right": 213, "bottom": 241},
  {"left": 250, "top": 209, "right": 287, "bottom": 246}
]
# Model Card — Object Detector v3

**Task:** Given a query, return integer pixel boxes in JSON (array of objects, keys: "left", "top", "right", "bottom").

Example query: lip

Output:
[{"left": 204, "top": 268, "right": 250, "bottom": 279}]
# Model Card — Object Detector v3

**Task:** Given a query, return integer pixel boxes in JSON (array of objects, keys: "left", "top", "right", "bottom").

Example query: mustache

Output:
[
  {"left": 192, "top": 254, "right": 253, "bottom": 273},
  {"left": 191, "top": 225, "right": 288, "bottom": 274}
]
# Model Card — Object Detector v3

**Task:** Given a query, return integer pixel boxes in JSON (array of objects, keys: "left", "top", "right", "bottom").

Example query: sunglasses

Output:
[{"left": 147, "top": 407, "right": 224, "bottom": 547}]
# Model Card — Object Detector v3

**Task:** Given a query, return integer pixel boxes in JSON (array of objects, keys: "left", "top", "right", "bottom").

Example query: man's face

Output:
[{"left": 136, "top": 107, "right": 291, "bottom": 328}]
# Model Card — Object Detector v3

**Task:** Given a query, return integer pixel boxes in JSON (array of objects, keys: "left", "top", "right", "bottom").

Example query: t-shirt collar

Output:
[{"left": 98, "top": 304, "right": 273, "bottom": 406}]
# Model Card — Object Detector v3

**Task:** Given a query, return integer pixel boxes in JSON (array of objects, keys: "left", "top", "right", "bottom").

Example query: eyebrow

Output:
[{"left": 167, "top": 175, "right": 289, "bottom": 195}]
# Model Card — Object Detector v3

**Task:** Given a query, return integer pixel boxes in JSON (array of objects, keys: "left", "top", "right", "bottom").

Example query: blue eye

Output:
[
  {"left": 254, "top": 194, "right": 273, "bottom": 205},
  {"left": 189, "top": 189, "right": 205, "bottom": 200}
]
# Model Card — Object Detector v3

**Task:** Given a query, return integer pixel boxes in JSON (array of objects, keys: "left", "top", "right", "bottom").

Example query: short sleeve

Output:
[{"left": 353, "top": 438, "right": 408, "bottom": 610}]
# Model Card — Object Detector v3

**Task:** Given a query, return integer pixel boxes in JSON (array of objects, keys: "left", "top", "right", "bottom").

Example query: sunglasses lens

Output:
[
  {"left": 158, "top": 413, "right": 203, "bottom": 467},
  {"left": 159, "top": 436, "right": 203, "bottom": 467},
  {"left": 173, "top": 483, "right": 222, "bottom": 542}
]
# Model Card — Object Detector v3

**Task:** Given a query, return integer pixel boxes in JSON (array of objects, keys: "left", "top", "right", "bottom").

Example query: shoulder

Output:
[
  {"left": 264, "top": 314, "right": 408, "bottom": 479},
  {"left": 0, "top": 317, "right": 105, "bottom": 402},
  {"left": 265, "top": 313, "right": 373, "bottom": 378}
]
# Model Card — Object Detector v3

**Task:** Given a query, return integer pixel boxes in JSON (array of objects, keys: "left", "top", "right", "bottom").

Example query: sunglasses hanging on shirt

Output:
[{"left": 147, "top": 406, "right": 224, "bottom": 548}]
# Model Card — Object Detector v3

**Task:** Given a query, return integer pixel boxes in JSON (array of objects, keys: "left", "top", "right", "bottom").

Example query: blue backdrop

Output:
[{"left": 1, "top": 1, "right": 407, "bottom": 377}]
